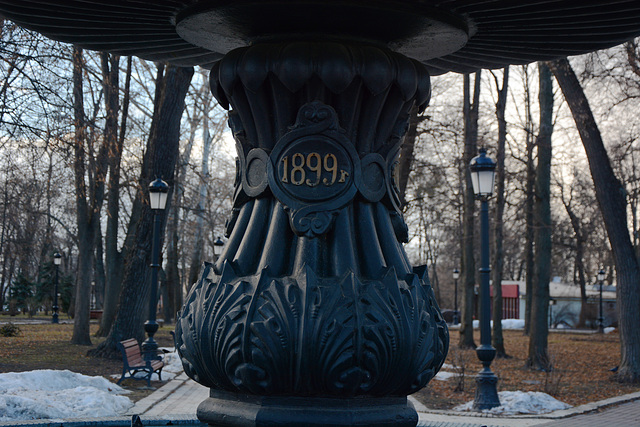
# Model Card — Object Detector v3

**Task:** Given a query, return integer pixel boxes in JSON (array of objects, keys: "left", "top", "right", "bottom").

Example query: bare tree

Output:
[
  {"left": 459, "top": 71, "right": 481, "bottom": 349},
  {"left": 491, "top": 67, "right": 510, "bottom": 358},
  {"left": 94, "top": 53, "right": 134, "bottom": 336},
  {"left": 71, "top": 47, "right": 108, "bottom": 346},
  {"left": 549, "top": 57, "right": 640, "bottom": 382},
  {"left": 89, "top": 63, "right": 193, "bottom": 358},
  {"left": 526, "top": 62, "right": 553, "bottom": 370}
]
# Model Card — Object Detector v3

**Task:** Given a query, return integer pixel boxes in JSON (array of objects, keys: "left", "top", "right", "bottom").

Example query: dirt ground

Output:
[{"left": 1, "top": 320, "right": 638, "bottom": 408}]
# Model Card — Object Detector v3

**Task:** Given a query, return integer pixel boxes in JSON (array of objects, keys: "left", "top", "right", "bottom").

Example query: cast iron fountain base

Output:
[
  {"left": 199, "top": 390, "right": 417, "bottom": 427},
  {"left": 175, "top": 41, "right": 448, "bottom": 427}
]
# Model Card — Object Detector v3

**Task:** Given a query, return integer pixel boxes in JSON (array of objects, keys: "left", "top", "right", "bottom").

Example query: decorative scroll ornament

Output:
[{"left": 267, "top": 102, "right": 361, "bottom": 237}]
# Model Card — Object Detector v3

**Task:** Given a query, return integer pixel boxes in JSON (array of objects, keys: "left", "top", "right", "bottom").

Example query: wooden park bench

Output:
[{"left": 116, "top": 338, "right": 164, "bottom": 387}]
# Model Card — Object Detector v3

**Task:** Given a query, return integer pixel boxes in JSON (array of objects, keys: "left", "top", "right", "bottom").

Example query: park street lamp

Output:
[
  {"left": 453, "top": 268, "right": 460, "bottom": 325},
  {"left": 213, "top": 236, "right": 224, "bottom": 259},
  {"left": 142, "top": 178, "right": 169, "bottom": 368},
  {"left": 469, "top": 147, "right": 500, "bottom": 410},
  {"left": 52, "top": 252, "right": 62, "bottom": 324},
  {"left": 597, "top": 269, "right": 606, "bottom": 333}
]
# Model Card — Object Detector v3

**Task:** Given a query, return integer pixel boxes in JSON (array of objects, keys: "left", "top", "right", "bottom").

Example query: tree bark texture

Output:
[
  {"left": 460, "top": 71, "right": 481, "bottom": 349},
  {"left": 527, "top": 62, "right": 553, "bottom": 371},
  {"left": 549, "top": 57, "right": 640, "bottom": 382},
  {"left": 89, "top": 64, "right": 194, "bottom": 358},
  {"left": 492, "top": 67, "right": 509, "bottom": 358}
]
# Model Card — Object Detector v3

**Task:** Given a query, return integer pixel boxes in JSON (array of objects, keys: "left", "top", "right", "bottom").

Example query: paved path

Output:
[
  {"left": 536, "top": 399, "right": 640, "bottom": 426},
  {"left": 126, "top": 374, "right": 640, "bottom": 427}
]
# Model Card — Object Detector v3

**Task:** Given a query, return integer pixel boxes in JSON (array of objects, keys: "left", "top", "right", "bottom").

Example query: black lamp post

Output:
[
  {"left": 469, "top": 147, "right": 500, "bottom": 410},
  {"left": 597, "top": 269, "right": 606, "bottom": 333},
  {"left": 142, "top": 178, "right": 169, "bottom": 365},
  {"left": 52, "top": 252, "right": 62, "bottom": 324},
  {"left": 213, "top": 236, "right": 224, "bottom": 260},
  {"left": 453, "top": 268, "right": 460, "bottom": 325}
]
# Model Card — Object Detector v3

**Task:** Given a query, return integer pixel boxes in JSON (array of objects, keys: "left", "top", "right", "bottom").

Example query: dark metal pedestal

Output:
[
  {"left": 175, "top": 41, "right": 448, "bottom": 426},
  {"left": 198, "top": 390, "right": 418, "bottom": 427}
]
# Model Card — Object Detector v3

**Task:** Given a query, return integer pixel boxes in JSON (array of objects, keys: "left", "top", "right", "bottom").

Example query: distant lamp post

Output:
[
  {"left": 453, "top": 268, "right": 460, "bottom": 325},
  {"left": 142, "top": 178, "right": 169, "bottom": 366},
  {"left": 213, "top": 236, "right": 224, "bottom": 260},
  {"left": 469, "top": 147, "right": 500, "bottom": 410},
  {"left": 52, "top": 252, "right": 62, "bottom": 324},
  {"left": 597, "top": 269, "right": 606, "bottom": 333}
]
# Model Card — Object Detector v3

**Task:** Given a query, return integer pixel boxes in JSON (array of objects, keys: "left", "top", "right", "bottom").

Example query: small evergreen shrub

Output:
[{"left": 0, "top": 322, "right": 21, "bottom": 337}]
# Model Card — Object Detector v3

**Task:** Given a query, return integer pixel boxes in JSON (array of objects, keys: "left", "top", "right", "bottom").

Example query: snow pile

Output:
[
  {"left": 0, "top": 370, "right": 133, "bottom": 422},
  {"left": 159, "top": 348, "right": 184, "bottom": 378},
  {"left": 472, "top": 319, "right": 525, "bottom": 329},
  {"left": 434, "top": 371, "right": 457, "bottom": 381},
  {"left": 454, "top": 391, "right": 571, "bottom": 415}
]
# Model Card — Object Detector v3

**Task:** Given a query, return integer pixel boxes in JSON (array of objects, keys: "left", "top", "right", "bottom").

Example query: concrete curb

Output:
[{"left": 416, "top": 391, "right": 640, "bottom": 420}]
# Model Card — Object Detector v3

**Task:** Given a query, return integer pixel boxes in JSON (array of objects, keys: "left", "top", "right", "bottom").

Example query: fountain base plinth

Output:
[{"left": 197, "top": 390, "right": 418, "bottom": 427}]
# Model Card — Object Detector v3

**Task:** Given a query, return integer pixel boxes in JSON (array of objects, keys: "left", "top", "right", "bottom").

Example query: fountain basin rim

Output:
[{"left": 175, "top": 0, "right": 470, "bottom": 61}]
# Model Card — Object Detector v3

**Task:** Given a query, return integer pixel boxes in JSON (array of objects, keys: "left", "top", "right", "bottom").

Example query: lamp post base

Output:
[
  {"left": 197, "top": 390, "right": 418, "bottom": 427},
  {"left": 472, "top": 368, "right": 500, "bottom": 411}
]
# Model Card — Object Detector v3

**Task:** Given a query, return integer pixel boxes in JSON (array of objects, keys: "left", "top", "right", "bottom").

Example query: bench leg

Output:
[{"left": 117, "top": 369, "right": 127, "bottom": 385}]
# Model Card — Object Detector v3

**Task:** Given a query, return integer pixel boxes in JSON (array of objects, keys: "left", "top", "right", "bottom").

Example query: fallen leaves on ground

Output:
[{"left": 412, "top": 329, "right": 639, "bottom": 410}]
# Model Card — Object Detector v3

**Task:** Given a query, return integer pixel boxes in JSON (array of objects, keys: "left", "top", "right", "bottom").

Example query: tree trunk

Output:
[
  {"left": 0, "top": 186, "right": 7, "bottom": 310},
  {"left": 523, "top": 65, "right": 536, "bottom": 336},
  {"left": 188, "top": 99, "right": 213, "bottom": 290},
  {"left": 89, "top": 64, "right": 194, "bottom": 358},
  {"left": 167, "top": 108, "right": 199, "bottom": 306},
  {"left": 459, "top": 71, "right": 481, "bottom": 349},
  {"left": 526, "top": 62, "right": 553, "bottom": 371},
  {"left": 97, "top": 54, "right": 129, "bottom": 337},
  {"left": 563, "top": 199, "right": 588, "bottom": 328},
  {"left": 397, "top": 105, "right": 425, "bottom": 202},
  {"left": 492, "top": 67, "right": 509, "bottom": 358},
  {"left": 71, "top": 47, "right": 103, "bottom": 346},
  {"left": 548, "top": 57, "right": 640, "bottom": 383}
]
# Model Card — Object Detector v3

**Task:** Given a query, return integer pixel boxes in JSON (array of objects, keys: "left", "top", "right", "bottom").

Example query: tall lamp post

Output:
[
  {"left": 142, "top": 178, "right": 169, "bottom": 364},
  {"left": 469, "top": 147, "right": 500, "bottom": 410},
  {"left": 453, "top": 268, "right": 460, "bottom": 325},
  {"left": 597, "top": 269, "right": 606, "bottom": 333},
  {"left": 52, "top": 252, "right": 62, "bottom": 324}
]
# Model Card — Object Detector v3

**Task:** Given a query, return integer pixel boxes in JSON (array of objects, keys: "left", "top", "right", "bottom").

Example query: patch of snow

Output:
[
  {"left": 434, "top": 371, "right": 457, "bottom": 381},
  {"left": 472, "top": 319, "right": 525, "bottom": 329},
  {"left": 604, "top": 327, "right": 616, "bottom": 334},
  {"left": 0, "top": 370, "right": 133, "bottom": 422},
  {"left": 454, "top": 391, "right": 571, "bottom": 415},
  {"left": 501, "top": 319, "right": 525, "bottom": 329}
]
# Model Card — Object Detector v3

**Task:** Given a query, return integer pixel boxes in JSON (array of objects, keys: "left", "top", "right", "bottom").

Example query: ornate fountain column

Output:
[{"left": 175, "top": 40, "right": 449, "bottom": 426}]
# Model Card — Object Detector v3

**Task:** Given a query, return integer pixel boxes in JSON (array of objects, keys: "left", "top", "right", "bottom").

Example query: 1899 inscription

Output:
[{"left": 281, "top": 152, "right": 349, "bottom": 187}]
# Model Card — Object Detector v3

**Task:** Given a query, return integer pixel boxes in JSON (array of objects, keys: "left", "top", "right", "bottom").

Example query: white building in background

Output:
[{"left": 491, "top": 278, "right": 617, "bottom": 329}]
